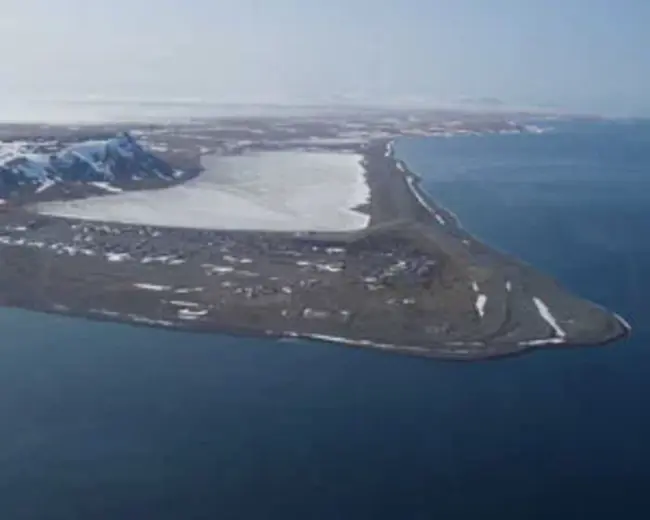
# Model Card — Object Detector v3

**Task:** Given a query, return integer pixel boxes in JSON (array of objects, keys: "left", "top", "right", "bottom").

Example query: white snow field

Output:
[{"left": 36, "top": 151, "right": 371, "bottom": 232}]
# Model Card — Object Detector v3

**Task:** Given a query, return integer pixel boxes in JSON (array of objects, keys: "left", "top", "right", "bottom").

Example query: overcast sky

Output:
[{"left": 2, "top": 0, "right": 649, "bottom": 115}]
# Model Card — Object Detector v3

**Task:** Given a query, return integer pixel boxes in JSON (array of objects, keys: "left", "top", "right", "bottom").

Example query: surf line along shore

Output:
[{"left": 0, "top": 139, "right": 630, "bottom": 360}]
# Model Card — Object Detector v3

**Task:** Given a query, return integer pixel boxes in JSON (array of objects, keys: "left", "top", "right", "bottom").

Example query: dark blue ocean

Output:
[{"left": 1, "top": 121, "right": 649, "bottom": 519}]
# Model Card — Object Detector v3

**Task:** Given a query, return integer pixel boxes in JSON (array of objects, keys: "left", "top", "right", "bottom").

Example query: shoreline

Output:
[
  {"left": 391, "top": 138, "right": 633, "bottom": 340},
  {"left": 376, "top": 140, "right": 630, "bottom": 353},
  {"left": 389, "top": 141, "right": 633, "bottom": 349},
  {"left": 0, "top": 292, "right": 624, "bottom": 364}
]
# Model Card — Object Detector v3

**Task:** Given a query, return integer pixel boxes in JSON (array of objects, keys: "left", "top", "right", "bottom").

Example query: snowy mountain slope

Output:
[{"left": 0, "top": 132, "right": 181, "bottom": 200}]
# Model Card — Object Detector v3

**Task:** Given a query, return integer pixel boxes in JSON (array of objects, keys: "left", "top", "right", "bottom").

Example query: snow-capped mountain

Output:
[{"left": 0, "top": 132, "right": 183, "bottom": 201}]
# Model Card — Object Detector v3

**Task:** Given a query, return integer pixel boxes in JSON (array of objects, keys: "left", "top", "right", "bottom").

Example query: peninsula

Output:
[{"left": 0, "top": 109, "right": 630, "bottom": 360}]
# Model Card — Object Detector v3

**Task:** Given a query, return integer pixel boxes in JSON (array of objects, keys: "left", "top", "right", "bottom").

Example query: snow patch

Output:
[
  {"left": 405, "top": 176, "right": 436, "bottom": 216},
  {"left": 134, "top": 283, "right": 171, "bottom": 292},
  {"left": 106, "top": 252, "right": 130, "bottom": 262},
  {"left": 203, "top": 264, "right": 234, "bottom": 274},
  {"left": 170, "top": 300, "right": 200, "bottom": 308},
  {"left": 518, "top": 337, "right": 565, "bottom": 347},
  {"left": 142, "top": 255, "right": 174, "bottom": 264},
  {"left": 175, "top": 287, "right": 204, "bottom": 294},
  {"left": 316, "top": 263, "right": 344, "bottom": 273},
  {"left": 178, "top": 308, "right": 209, "bottom": 318},
  {"left": 128, "top": 314, "right": 174, "bottom": 327},
  {"left": 90, "top": 309, "right": 121, "bottom": 318},
  {"left": 35, "top": 178, "right": 56, "bottom": 194},
  {"left": 90, "top": 182, "right": 123, "bottom": 193},
  {"left": 532, "top": 297, "right": 566, "bottom": 338},
  {"left": 299, "top": 333, "right": 429, "bottom": 355},
  {"left": 614, "top": 313, "right": 632, "bottom": 332},
  {"left": 475, "top": 294, "right": 487, "bottom": 318}
]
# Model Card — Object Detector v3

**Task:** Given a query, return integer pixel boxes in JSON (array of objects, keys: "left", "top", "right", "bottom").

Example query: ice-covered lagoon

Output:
[{"left": 36, "top": 151, "right": 371, "bottom": 231}]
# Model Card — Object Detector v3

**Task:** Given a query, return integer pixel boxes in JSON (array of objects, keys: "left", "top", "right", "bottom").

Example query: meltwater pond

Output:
[
  {"left": 37, "top": 151, "right": 370, "bottom": 232},
  {"left": 1, "top": 120, "right": 650, "bottom": 519}
]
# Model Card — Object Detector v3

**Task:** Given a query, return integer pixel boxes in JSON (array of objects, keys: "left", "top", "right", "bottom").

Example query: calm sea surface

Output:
[{"left": 1, "top": 121, "right": 649, "bottom": 519}]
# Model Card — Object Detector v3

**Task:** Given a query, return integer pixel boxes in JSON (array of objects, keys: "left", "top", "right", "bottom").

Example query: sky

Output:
[{"left": 1, "top": 0, "right": 649, "bottom": 116}]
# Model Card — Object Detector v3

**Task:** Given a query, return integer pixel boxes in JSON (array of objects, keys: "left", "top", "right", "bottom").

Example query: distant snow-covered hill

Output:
[{"left": 0, "top": 132, "right": 184, "bottom": 201}]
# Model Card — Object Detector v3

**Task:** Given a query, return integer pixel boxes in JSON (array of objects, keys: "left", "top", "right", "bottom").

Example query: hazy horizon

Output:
[{"left": 2, "top": 0, "right": 649, "bottom": 118}]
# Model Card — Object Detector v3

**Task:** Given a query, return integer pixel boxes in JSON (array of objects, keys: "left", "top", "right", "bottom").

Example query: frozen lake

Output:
[{"left": 36, "top": 151, "right": 370, "bottom": 231}]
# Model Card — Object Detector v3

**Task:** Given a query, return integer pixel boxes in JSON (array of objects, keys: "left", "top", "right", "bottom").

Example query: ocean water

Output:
[{"left": 1, "top": 121, "right": 649, "bottom": 519}]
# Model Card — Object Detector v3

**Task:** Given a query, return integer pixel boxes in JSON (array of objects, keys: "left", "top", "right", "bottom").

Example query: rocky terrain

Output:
[{"left": 0, "top": 131, "right": 201, "bottom": 204}]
